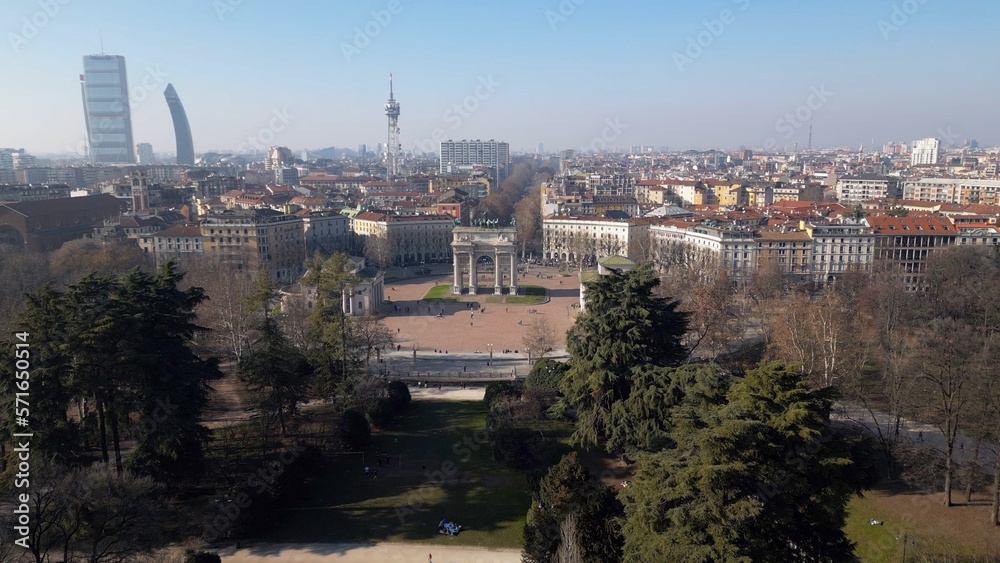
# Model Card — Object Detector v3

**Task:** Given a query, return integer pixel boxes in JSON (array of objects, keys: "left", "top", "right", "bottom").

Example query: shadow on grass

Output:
[{"left": 260, "top": 400, "right": 530, "bottom": 548}]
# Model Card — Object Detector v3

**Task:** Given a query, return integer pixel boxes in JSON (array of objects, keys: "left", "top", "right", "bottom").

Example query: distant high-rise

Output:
[
  {"left": 163, "top": 83, "right": 194, "bottom": 165},
  {"left": 136, "top": 143, "right": 154, "bottom": 164},
  {"left": 911, "top": 137, "right": 940, "bottom": 166},
  {"left": 440, "top": 139, "right": 510, "bottom": 183},
  {"left": 81, "top": 55, "right": 135, "bottom": 164},
  {"left": 384, "top": 74, "right": 401, "bottom": 180}
]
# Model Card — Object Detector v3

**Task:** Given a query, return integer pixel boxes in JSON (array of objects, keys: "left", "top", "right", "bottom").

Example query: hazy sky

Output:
[{"left": 2, "top": 0, "right": 998, "bottom": 156}]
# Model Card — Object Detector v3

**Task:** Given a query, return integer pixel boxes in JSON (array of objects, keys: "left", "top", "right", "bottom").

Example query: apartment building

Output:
[
  {"left": 201, "top": 208, "right": 305, "bottom": 284},
  {"left": 351, "top": 211, "right": 455, "bottom": 265},
  {"left": 867, "top": 215, "right": 957, "bottom": 291},
  {"left": 836, "top": 175, "right": 902, "bottom": 204}
]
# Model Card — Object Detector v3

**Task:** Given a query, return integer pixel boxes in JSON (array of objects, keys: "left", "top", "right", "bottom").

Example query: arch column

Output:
[
  {"left": 468, "top": 253, "right": 477, "bottom": 293},
  {"left": 510, "top": 251, "right": 518, "bottom": 294},
  {"left": 452, "top": 256, "right": 461, "bottom": 295},
  {"left": 494, "top": 253, "right": 502, "bottom": 295}
]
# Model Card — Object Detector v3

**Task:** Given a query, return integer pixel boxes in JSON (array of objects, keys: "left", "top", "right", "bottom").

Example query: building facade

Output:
[
  {"left": 836, "top": 175, "right": 902, "bottom": 205},
  {"left": 81, "top": 55, "right": 136, "bottom": 164},
  {"left": 439, "top": 140, "right": 510, "bottom": 183},
  {"left": 200, "top": 209, "right": 305, "bottom": 284},
  {"left": 911, "top": 137, "right": 940, "bottom": 166}
]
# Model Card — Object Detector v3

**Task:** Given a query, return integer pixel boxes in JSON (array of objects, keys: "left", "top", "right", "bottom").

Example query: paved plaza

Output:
[{"left": 379, "top": 264, "right": 580, "bottom": 377}]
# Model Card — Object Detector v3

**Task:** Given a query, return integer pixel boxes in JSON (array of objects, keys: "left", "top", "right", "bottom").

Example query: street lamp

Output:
[{"left": 487, "top": 343, "right": 494, "bottom": 361}]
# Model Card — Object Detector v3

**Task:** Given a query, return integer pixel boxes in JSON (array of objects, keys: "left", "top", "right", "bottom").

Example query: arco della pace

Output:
[{"left": 451, "top": 225, "right": 518, "bottom": 295}]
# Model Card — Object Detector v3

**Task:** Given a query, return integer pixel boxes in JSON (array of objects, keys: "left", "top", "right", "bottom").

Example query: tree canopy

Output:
[{"left": 561, "top": 264, "right": 688, "bottom": 450}]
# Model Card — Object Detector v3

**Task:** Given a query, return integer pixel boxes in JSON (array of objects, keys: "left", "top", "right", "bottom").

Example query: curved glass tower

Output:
[{"left": 163, "top": 83, "right": 194, "bottom": 165}]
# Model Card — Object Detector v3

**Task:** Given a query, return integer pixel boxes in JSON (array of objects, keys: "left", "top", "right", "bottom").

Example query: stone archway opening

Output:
[{"left": 451, "top": 226, "right": 519, "bottom": 296}]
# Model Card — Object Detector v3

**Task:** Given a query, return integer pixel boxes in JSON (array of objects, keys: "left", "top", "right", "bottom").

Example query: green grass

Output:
[
  {"left": 520, "top": 286, "right": 546, "bottom": 296},
  {"left": 422, "top": 285, "right": 457, "bottom": 301},
  {"left": 263, "top": 400, "right": 530, "bottom": 548},
  {"left": 843, "top": 494, "right": 904, "bottom": 563}
]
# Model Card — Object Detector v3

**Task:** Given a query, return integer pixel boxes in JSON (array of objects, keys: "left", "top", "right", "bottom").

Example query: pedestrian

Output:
[
  {"left": 364, "top": 466, "right": 370, "bottom": 475},
  {"left": 464, "top": 365, "right": 467, "bottom": 372},
  {"left": 470, "top": 321, "right": 473, "bottom": 327}
]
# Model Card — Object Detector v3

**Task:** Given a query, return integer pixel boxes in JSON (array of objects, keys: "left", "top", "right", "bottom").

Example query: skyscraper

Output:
[
  {"left": 81, "top": 55, "right": 135, "bottom": 164},
  {"left": 163, "top": 83, "right": 194, "bottom": 165},
  {"left": 440, "top": 139, "right": 510, "bottom": 183},
  {"left": 136, "top": 142, "right": 154, "bottom": 164}
]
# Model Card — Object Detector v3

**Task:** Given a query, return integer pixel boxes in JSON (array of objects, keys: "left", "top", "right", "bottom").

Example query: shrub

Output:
[
  {"left": 366, "top": 397, "right": 394, "bottom": 429},
  {"left": 387, "top": 380, "right": 411, "bottom": 411},
  {"left": 184, "top": 551, "right": 222, "bottom": 563},
  {"left": 484, "top": 381, "right": 524, "bottom": 409},
  {"left": 339, "top": 409, "right": 371, "bottom": 451},
  {"left": 526, "top": 358, "right": 568, "bottom": 394}
]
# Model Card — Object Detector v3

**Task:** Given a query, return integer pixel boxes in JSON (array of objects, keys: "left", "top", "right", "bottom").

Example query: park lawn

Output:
[
  {"left": 843, "top": 486, "right": 1000, "bottom": 561},
  {"left": 505, "top": 295, "right": 545, "bottom": 304},
  {"left": 262, "top": 400, "right": 530, "bottom": 549},
  {"left": 423, "top": 285, "right": 457, "bottom": 301}
]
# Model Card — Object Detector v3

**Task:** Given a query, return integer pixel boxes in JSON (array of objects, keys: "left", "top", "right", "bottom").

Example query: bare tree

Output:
[
  {"left": 364, "top": 235, "right": 397, "bottom": 272},
  {"left": 515, "top": 186, "right": 542, "bottom": 259},
  {"left": 183, "top": 252, "right": 260, "bottom": 361},
  {"left": 351, "top": 313, "right": 395, "bottom": 367},
  {"left": 911, "top": 319, "right": 984, "bottom": 506},
  {"left": 522, "top": 317, "right": 556, "bottom": 363},
  {"left": 556, "top": 512, "right": 582, "bottom": 563}
]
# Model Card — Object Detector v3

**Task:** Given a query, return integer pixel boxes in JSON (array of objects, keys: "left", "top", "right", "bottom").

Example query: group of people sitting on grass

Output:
[{"left": 438, "top": 518, "right": 463, "bottom": 535}]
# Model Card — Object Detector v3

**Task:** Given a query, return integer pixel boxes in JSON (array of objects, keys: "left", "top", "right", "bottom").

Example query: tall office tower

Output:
[
  {"left": 81, "top": 55, "right": 135, "bottom": 164},
  {"left": 384, "top": 74, "right": 401, "bottom": 180},
  {"left": 136, "top": 143, "right": 155, "bottom": 164},
  {"left": 163, "top": 83, "right": 194, "bottom": 165},
  {"left": 911, "top": 137, "right": 941, "bottom": 166},
  {"left": 358, "top": 144, "right": 367, "bottom": 159},
  {"left": 439, "top": 139, "right": 511, "bottom": 183}
]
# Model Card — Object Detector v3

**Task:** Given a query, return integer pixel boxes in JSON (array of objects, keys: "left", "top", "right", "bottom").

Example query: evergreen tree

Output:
[
  {"left": 301, "top": 252, "right": 362, "bottom": 396},
  {"left": 238, "top": 271, "right": 311, "bottom": 436},
  {"left": 561, "top": 264, "right": 688, "bottom": 450},
  {"left": 621, "top": 361, "right": 860, "bottom": 562},
  {"left": 523, "top": 452, "right": 623, "bottom": 563}
]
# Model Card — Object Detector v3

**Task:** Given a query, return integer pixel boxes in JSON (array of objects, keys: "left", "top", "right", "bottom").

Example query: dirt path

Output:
[{"left": 217, "top": 542, "right": 520, "bottom": 562}]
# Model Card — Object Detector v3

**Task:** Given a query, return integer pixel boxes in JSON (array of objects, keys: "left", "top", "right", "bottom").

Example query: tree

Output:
[
  {"left": 522, "top": 316, "right": 556, "bottom": 363},
  {"left": 621, "top": 361, "right": 862, "bottom": 562},
  {"left": 561, "top": 264, "right": 688, "bottom": 450},
  {"left": 302, "top": 252, "right": 363, "bottom": 395},
  {"left": 339, "top": 409, "right": 370, "bottom": 451},
  {"left": 523, "top": 452, "right": 623, "bottom": 563},
  {"left": 526, "top": 358, "right": 569, "bottom": 395},
  {"left": 183, "top": 252, "right": 260, "bottom": 361},
  {"left": 238, "top": 318, "right": 311, "bottom": 436},
  {"left": 1, "top": 262, "right": 216, "bottom": 482},
  {"left": 910, "top": 319, "right": 984, "bottom": 506},
  {"left": 363, "top": 235, "right": 397, "bottom": 271},
  {"left": 351, "top": 314, "right": 394, "bottom": 367},
  {"left": 514, "top": 187, "right": 541, "bottom": 258},
  {"left": 13, "top": 462, "right": 171, "bottom": 563}
]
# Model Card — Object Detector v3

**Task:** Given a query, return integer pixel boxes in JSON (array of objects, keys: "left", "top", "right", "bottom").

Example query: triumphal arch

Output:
[{"left": 451, "top": 225, "right": 518, "bottom": 295}]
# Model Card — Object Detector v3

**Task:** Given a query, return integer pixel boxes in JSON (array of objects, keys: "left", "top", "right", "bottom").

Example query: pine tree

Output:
[{"left": 561, "top": 264, "right": 688, "bottom": 450}]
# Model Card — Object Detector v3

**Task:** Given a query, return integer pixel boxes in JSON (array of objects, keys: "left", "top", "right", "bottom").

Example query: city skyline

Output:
[{"left": 3, "top": 0, "right": 999, "bottom": 156}]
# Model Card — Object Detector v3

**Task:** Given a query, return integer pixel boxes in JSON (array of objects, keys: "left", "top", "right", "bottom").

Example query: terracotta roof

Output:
[{"left": 867, "top": 215, "right": 958, "bottom": 233}]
